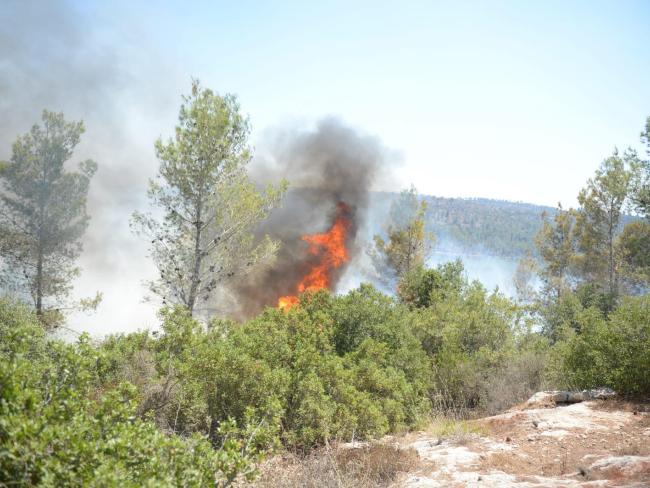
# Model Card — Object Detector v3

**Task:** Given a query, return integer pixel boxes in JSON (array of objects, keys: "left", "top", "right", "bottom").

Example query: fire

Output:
[
  {"left": 278, "top": 202, "right": 352, "bottom": 310},
  {"left": 278, "top": 295, "right": 299, "bottom": 309}
]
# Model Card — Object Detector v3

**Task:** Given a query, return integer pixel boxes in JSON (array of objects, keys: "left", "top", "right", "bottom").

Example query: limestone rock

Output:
[{"left": 525, "top": 388, "right": 616, "bottom": 407}]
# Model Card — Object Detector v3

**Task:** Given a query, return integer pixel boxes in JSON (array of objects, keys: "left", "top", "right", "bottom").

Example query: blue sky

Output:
[{"left": 80, "top": 0, "right": 650, "bottom": 206}]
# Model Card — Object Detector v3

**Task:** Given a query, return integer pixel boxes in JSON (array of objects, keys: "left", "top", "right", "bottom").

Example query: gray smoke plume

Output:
[
  {"left": 0, "top": 1, "right": 399, "bottom": 328},
  {"left": 233, "top": 118, "right": 396, "bottom": 316},
  {"left": 0, "top": 0, "right": 183, "bottom": 334}
]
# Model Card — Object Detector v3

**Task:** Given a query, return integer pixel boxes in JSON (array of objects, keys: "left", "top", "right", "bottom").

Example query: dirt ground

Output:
[
  {"left": 399, "top": 398, "right": 650, "bottom": 487},
  {"left": 245, "top": 396, "right": 650, "bottom": 487}
]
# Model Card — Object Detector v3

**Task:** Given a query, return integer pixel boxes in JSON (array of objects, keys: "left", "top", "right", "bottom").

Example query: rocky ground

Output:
[
  {"left": 399, "top": 393, "right": 650, "bottom": 487},
  {"left": 246, "top": 391, "right": 650, "bottom": 487}
]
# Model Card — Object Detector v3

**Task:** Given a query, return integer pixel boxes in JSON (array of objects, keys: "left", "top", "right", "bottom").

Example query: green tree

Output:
[
  {"left": 574, "top": 151, "right": 633, "bottom": 295},
  {"left": 371, "top": 186, "right": 435, "bottom": 282},
  {"left": 547, "top": 294, "right": 650, "bottom": 396},
  {"left": 616, "top": 220, "right": 650, "bottom": 292},
  {"left": 630, "top": 115, "right": 650, "bottom": 219},
  {"left": 397, "top": 260, "right": 464, "bottom": 310},
  {"left": 513, "top": 252, "right": 538, "bottom": 304},
  {"left": 0, "top": 110, "right": 98, "bottom": 326},
  {"left": 133, "top": 81, "right": 286, "bottom": 317},
  {"left": 535, "top": 205, "right": 577, "bottom": 299}
]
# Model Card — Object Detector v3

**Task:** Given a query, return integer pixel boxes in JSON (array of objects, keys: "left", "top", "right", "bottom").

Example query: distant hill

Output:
[
  {"left": 368, "top": 192, "right": 556, "bottom": 260},
  {"left": 369, "top": 192, "right": 643, "bottom": 261},
  {"left": 423, "top": 196, "right": 555, "bottom": 258}
]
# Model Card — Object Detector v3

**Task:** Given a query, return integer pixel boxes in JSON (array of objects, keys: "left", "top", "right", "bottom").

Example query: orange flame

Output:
[{"left": 278, "top": 202, "right": 352, "bottom": 310}]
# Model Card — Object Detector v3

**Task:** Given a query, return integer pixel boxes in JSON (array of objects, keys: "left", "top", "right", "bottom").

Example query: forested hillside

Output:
[
  {"left": 370, "top": 193, "right": 640, "bottom": 260},
  {"left": 369, "top": 192, "right": 552, "bottom": 258},
  {"left": 424, "top": 196, "right": 554, "bottom": 257}
]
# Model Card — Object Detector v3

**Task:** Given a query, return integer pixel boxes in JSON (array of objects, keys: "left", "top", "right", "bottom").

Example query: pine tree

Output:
[
  {"left": 0, "top": 110, "right": 98, "bottom": 326},
  {"left": 574, "top": 151, "right": 632, "bottom": 295},
  {"left": 371, "top": 186, "right": 435, "bottom": 282},
  {"left": 535, "top": 205, "right": 578, "bottom": 298},
  {"left": 132, "top": 81, "right": 286, "bottom": 317}
]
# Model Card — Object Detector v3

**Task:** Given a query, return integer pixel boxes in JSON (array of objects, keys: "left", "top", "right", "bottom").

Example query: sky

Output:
[
  {"left": 86, "top": 0, "right": 650, "bottom": 206},
  {"left": 1, "top": 0, "right": 649, "bottom": 335}
]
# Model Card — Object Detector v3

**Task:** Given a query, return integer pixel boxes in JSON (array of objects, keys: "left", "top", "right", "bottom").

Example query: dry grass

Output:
[
  {"left": 245, "top": 443, "right": 419, "bottom": 488},
  {"left": 481, "top": 451, "right": 537, "bottom": 475},
  {"left": 616, "top": 443, "right": 644, "bottom": 456},
  {"left": 424, "top": 416, "right": 488, "bottom": 445},
  {"left": 484, "top": 351, "right": 548, "bottom": 414}
]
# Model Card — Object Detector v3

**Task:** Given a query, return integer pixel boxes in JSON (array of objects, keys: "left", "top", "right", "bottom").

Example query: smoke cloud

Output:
[
  {"left": 0, "top": 1, "right": 398, "bottom": 329},
  {"left": 233, "top": 118, "right": 396, "bottom": 316},
  {"left": 0, "top": 1, "right": 521, "bottom": 334},
  {"left": 0, "top": 0, "right": 183, "bottom": 334}
]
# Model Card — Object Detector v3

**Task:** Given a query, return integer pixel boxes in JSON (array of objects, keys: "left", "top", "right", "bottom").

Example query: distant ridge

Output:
[{"left": 368, "top": 191, "right": 556, "bottom": 259}]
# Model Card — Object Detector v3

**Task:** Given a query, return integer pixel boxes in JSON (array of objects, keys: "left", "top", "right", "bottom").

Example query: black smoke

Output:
[{"left": 232, "top": 118, "right": 395, "bottom": 316}]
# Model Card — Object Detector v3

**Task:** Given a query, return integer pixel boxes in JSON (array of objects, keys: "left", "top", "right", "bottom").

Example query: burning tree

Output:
[
  {"left": 132, "top": 80, "right": 286, "bottom": 317},
  {"left": 231, "top": 119, "right": 393, "bottom": 316}
]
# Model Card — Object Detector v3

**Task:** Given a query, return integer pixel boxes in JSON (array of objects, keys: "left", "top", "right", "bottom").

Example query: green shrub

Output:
[
  {"left": 397, "top": 260, "right": 464, "bottom": 310},
  {"left": 399, "top": 264, "right": 545, "bottom": 412},
  {"left": 19, "top": 256, "right": 643, "bottom": 484},
  {"left": 547, "top": 294, "right": 650, "bottom": 396},
  {"left": 124, "top": 287, "right": 430, "bottom": 450},
  {"left": 0, "top": 299, "right": 268, "bottom": 487}
]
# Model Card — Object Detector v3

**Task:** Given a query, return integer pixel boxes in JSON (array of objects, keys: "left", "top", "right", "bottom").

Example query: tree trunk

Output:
[
  {"left": 35, "top": 247, "right": 43, "bottom": 317},
  {"left": 186, "top": 200, "right": 203, "bottom": 315},
  {"left": 608, "top": 205, "right": 615, "bottom": 295},
  {"left": 36, "top": 178, "right": 46, "bottom": 319}
]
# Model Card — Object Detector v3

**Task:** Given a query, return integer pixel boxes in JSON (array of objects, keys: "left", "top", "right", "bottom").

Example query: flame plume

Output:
[{"left": 278, "top": 202, "right": 352, "bottom": 309}]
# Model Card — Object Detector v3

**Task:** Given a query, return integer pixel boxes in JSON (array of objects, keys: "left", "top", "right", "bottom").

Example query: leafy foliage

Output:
[
  {"left": 132, "top": 80, "right": 286, "bottom": 316},
  {"left": 521, "top": 117, "right": 650, "bottom": 353},
  {"left": 617, "top": 220, "right": 650, "bottom": 292},
  {"left": 546, "top": 295, "right": 650, "bottom": 396},
  {"left": 630, "top": 115, "right": 650, "bottom": 219},
  {"left": 97, "top": 264, "right": 545, "bottom": 450},
  {"left": 0, "top": 111, "right": 99, "bottom": 326},
  {"left": 535, "top": 205, "right": 577, "bottom": 298},
  {"left": 371, "top": 186, "right": 434, "bottom": 283},
  {"left": 0, "top": 299, "right": 269, "bottom": 487},
  {"left": 2, "top": 96, "right": 648, "bottom": 487},
  {"left": 574, "top": 150, "right": 635, "bottom": 294}
]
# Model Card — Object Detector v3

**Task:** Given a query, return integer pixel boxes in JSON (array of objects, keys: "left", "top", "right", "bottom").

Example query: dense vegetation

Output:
[
  {"left": 425, "top": 197, "right": 554, "bottom": 258},
  {"left": 0, "top": 77, "right": 648, "bottom": 486},
  {"left": 368, "top": 194, "right": 640, "bottom": 261},
  {"left": 0, "top": 266, "right": 536, "bottom": 485},
  {"left": 0, "top": 299, "right": 273, "bottom": 487},
  {"left": 2, "top": 257, "right": 648, "bottom": 485}
]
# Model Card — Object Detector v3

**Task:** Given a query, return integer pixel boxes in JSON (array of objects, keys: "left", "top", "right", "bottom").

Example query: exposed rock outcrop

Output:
[
  {"left": 525, "top": 388, "right": 617, "bottom": 408},
  {"left": 400, "top": 393, "right": 649, "bottom": 487}
]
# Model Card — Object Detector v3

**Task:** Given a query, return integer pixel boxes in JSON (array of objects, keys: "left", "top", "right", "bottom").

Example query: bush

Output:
[
  {"left": 547, "top": 294, "right": 650, "bottom": 396},
  {"left": 403, "top": 266, "right": 528, "bottom": 412},
  {"left": 0, "top": 299, "right": 267, "bottom": 487},
  {"left": 190, "top": 288, "right": 430, "bottom": 448},
  {"left": 103, "top": 287, "right": 431, "bottom": 451},
  {"left": 397, "top": 260, "right": 464, "bottom": 310},
  {"left": 1, "top": 259, "right": 561, "bottom": 485}
]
